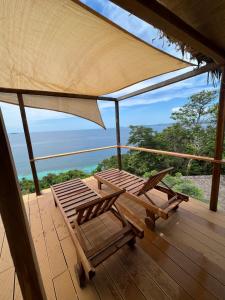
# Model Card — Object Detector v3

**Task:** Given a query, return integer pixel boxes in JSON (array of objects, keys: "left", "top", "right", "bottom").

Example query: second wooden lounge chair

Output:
[
  {"left": 51, "top": 178, "right": 143, "bottom": 287},
  {"left": 94, "top": 168, "right": 189, "bottom": 230}
]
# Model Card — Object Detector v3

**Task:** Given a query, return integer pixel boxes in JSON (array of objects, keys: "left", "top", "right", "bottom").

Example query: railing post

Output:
[
  {"left": 0, "top": 110, "right": 46, "bottom": 300},
  {"left": 17, "top": 93, "right": 41, "bottom": 195},
  {"left": 210, "top": 67, "right": 225, "bottom": 211},
  {"left": 115, "top": 100, "right": 122, "bottom": 170}
]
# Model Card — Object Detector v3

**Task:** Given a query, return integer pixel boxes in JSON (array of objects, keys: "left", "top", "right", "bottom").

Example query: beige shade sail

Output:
[
  {"left": 0, "top": 0, "right": 192, "bottom": 128},
  {"left": 0, "top": 93, "right": 105, "bottom": 128},
  {"left": 0, "top": 0, "right": 191, "bottom": 97}
]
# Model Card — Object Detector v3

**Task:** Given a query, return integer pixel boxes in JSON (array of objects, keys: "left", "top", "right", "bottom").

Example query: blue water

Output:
[
  {"left": 9, "top": 128, "right": 129, "bottom": 179},
  {"left": 8, "top": 125, "right": 169, "bottom": 180}
]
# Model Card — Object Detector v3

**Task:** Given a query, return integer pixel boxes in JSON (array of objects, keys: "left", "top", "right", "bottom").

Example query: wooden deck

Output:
[{"left": 1, "top": 176, "right": 225, "bottom": 299}]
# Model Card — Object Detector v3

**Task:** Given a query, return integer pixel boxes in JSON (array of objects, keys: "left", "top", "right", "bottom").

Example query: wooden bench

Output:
[
  {"left": 51, "top": 178, "right": 144, "bottom": 287},
  {"left": 94, "top": 168, "right": 189, "bottom": 230}
]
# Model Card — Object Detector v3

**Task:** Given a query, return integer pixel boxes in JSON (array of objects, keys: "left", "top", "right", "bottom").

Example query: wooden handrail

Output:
[
  {"left": 32, "top": 145, "right": 118, "bottom": 161},
  {"left": 32, "top": 144, "right": 225, "bottom": 164},
  {"left": 119, "top": 145, "right": 225, "bottom": 164}
]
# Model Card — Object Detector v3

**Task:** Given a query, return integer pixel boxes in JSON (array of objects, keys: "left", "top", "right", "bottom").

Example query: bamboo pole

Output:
[
  {"left": 0, "top": 110, "right": 46, "bottom": 300},
  {"left": 17, "top": 93, "right": 41, "bottom": 196},
  {"left": 210, "top": 68, "right": 225, "bottom": 211},
  {"left": 115, "top": 101, "right": 122, "bottom": 170}
]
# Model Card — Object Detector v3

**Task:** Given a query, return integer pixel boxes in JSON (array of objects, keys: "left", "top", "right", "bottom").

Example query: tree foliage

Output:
[{"left": 20, "top": 169, "right": 88, "bottom": 194}]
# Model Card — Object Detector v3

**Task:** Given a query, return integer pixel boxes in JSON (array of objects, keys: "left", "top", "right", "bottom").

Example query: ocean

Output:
[{"left": 8, "top": 125, "right": 170, "bottom": 180}]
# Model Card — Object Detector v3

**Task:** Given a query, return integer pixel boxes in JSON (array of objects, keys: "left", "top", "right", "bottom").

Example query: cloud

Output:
[{"left": 171, "top": 107, "right": 181, "bottom": 113}]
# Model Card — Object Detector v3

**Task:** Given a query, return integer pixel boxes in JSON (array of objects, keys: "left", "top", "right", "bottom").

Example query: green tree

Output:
[
  {"left": 164, "top": 90, "right": 218, "bottom": 174},
  {"left": 20, "top": 169, "right": 88, "bottom": 194},
  {"left": 171, "top": 90, "right": 217, "bottom": 128}
]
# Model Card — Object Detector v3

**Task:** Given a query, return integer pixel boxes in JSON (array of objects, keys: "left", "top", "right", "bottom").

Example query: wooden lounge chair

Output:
[
  {"left": 51, "top": 178, "right": 144, "bottom": 287},
  {"left": 94, "top": 168, "right": 189, "bottom": 230}
]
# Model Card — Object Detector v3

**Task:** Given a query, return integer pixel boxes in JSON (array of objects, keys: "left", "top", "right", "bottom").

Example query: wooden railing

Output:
[
  {"left": 32, "top": 145, "right": 225, "bottom": 164},
  {"left": 119, "top": 145, "right": 225, "bottom": 164},
  {"left": 32, "top": 145, "right": 118, "bottom": 161}
]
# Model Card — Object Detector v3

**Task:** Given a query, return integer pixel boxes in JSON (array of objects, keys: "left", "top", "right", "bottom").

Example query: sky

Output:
[{"left": 0, "top": 0, "right": 219, "bottom": 133}]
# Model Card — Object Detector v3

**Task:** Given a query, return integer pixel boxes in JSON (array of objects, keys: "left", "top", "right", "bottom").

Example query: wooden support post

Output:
[
  {"left": 210, "top": 68, "right": 225, "bottom": 211},
  {"left": 0, "top": 110, "right": 46, "bottom": 300},
  {"left": 17, "top": 93, "right": 41, "bottom": 195},
  {"left": 115, "top": 100, "right": 122, "bottom": 170}
]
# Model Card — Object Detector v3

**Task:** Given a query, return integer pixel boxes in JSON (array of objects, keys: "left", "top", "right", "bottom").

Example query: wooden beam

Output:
[
  {"left": 115, "top": 101, "right": 122, "bottom": 170},
  {"left": 210, "top": 68, "right": 225, "bottom": 211},
  {"left": 32, "top": 145, "right": 118, "bottom": 161},
  {"left": 118, "top": 63, "right": 219, "bottom": 100},
  {"left": 17, "top": 93, "right": 41, "bottom": 196},
  {"left": 0, "top": 87, "right": 115, "bottom": 101},
  {"left": 119, "top": 145, "right": 225, "bottom": 164},
  {"left": 110, "top": 0, "right": 225, "bottom": 63},
  {"left": 0, "top": 110, "right": 46, "bottom": 300}
]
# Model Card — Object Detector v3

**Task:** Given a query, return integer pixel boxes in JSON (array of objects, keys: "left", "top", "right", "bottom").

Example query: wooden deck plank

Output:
[
  {"left": 0, "top": 267, "right": 14, "bottom": 300},
  {"left": 153, "top": 236, "right": 225, "bottom": 299},
  {"left": 120, "top": 246, "right": 191, "bottom": 300},
  {"left": 14, "top": 274, "right": 23, "bottom": 300},
  {"left": 180, "top": 207, "right": 225, "bottom": 239},
  {"left": 43, "top": 191, "right": 70, "bottom": 241},
  {"left": 0, "top": 235, "right": 13, "bottom": 273},
  {"left": 29, "top": 195, "right": 56, "bottom": 300},
  {"left": 100, "top": 216, "right": 170, "bottom": 300},
  {"left": 0, "top": 225, "right": 4, "bottom": 258},
  {"left": 37, "top": 195, "right": 67, "bottom": 278},
  {"left": 53, "top": 270, "right": 78, "bottom": 300},
  {"left": 60, "top": 236, "right": 100, "bottom": 300},
  {"left": 102, "top": 254, "right": 147, "bottom": 300},
  {"left": 156, "top": 214, "right": 225, "bottom": 284},
  {"left": 103, "top": 213, "right": 192, "bottom": 300},
  {"left": 92, "top": 263, "right": 124, "bottom": 300}
]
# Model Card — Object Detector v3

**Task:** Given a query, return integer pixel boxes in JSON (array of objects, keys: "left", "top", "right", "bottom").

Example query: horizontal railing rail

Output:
[
  {"left": 32, "top": 144, "right": 225, "bottom": 164},
  {"left": 32, "top": 145, "right": 117, "bottom": 161},
  {"left": 120, "top": 145, "right": 225, "bottom": 164}
]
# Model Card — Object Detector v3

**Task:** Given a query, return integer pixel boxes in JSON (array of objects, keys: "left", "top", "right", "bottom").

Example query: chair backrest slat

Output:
[
  {"left": 76, "top": 189, "right": 124, "bottom": 225},
  {"left": 137, "top": 167, "right": 173, "bottom": 196}
]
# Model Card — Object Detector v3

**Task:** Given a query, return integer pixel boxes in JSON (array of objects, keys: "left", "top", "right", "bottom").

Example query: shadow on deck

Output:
[{"left": 1, "top": 176, "right": 225, "bottom": 299}]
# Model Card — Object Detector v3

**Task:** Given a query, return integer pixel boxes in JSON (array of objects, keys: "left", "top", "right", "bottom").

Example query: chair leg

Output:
[
  {"left": 54, "top": 197, "right": 58, "bottom": 207},
  {"left": 127, "top": 237, "right": 136, "bottom": 248},
  {"left": 98, "top": 180, "right": 102, "bottom": 190},
  {"left": 75, "top": 262, "right": 86, "bottom": 288},
  {"left": 172, "top": 204, "right": 179, "bottom": 211},
  {"left": 145, "top": 210, "right": 156, "bottom": 230}
]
